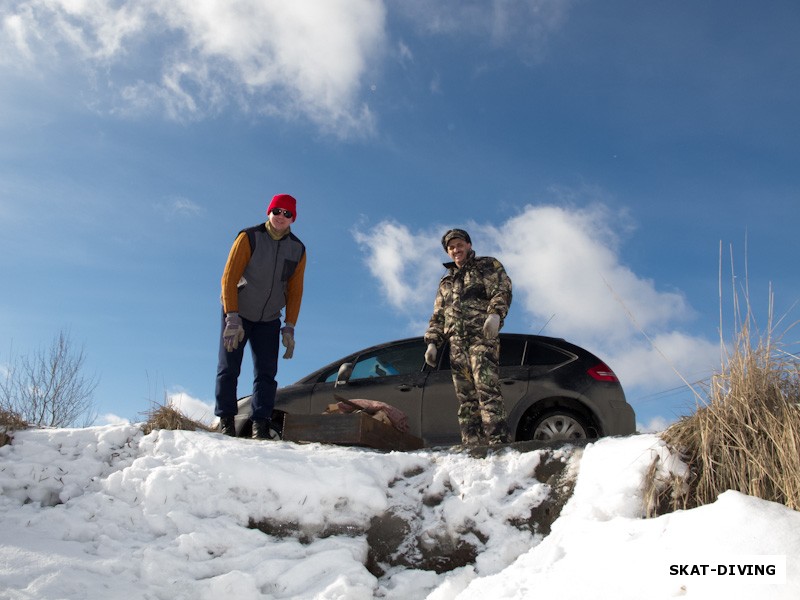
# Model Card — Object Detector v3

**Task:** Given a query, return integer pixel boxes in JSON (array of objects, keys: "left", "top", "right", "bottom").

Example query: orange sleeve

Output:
[
  {"left": 284, "top": 250, "right": 306, "bottom": 325},
  {"left": 220, "top": 232, "right": 252, "bottom": 314}
]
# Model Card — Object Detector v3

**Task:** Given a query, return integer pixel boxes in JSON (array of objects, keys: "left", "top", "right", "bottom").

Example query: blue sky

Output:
[{"left": 1, "top": 0, "right": 798, "bottom": 432}]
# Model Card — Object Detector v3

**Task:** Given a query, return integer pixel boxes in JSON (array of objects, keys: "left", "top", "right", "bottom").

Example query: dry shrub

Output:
[
  {"left": 0, "top": 407, "right": 28, "bottom": 447},
  {"left": 1, "top": 401, "right": 213, "bottom": 445},
  {"left": 141, "top": 403, "right": 214, "bottom": 435},
  {"left": 645, "top": 316, "right": 800, "bottom": 516}
]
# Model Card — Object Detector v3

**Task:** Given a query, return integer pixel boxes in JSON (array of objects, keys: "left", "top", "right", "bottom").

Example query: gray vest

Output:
[{"left": 237, "top": 224, "right": 305, "bottom": 322}]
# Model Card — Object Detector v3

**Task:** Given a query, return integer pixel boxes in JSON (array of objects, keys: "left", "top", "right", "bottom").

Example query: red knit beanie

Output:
[{"left": 267, "top": 194, "right": 297, "bottom": 222}]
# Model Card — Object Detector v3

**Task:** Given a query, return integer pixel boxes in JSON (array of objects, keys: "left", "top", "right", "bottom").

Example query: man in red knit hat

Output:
[{"left": 215, "top": 194, "right": 307, "bottom": 439}]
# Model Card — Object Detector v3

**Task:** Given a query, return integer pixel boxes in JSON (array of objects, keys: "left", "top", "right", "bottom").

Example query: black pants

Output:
[{"left": 214, "top": 311, "right": 280, "bottom": 422}]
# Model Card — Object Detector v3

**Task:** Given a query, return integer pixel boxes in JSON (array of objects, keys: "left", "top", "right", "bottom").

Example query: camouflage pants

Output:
[{"left": 449, "top": 335, "right": 510, "bottom": 446}]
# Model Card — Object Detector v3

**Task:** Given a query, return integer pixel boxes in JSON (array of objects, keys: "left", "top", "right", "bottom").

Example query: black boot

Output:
[
  {"left": 218, "top": 416, "right": 236, "bottom": 437},
  {"left": 252, "top": 419, "right": 278, "bottom": 440}
]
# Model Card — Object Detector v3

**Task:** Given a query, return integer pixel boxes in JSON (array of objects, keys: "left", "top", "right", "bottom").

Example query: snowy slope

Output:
[{"left": 1, "top": 426, "right": 798, "bottom": 599}]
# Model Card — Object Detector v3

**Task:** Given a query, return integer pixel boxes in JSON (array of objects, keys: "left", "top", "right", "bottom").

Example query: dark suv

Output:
[{"left": 235, "top": 333, "right": 635, "bottom": 446}]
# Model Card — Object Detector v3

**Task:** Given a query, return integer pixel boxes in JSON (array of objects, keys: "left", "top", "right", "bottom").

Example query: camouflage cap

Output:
[{"left": 441, "top": 228, "right": 472, "bottom": 250}]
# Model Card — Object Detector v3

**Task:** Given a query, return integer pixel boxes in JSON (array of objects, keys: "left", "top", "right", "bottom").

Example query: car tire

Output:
[
  {"left": 528, "top": 409, "right": 591, "bottom": 442},
  {"left": 236, "top": 417, "right": 284, "bottom": 439},
  {"left": 237, "top": 418, "right": 253, "bottom": 438}
]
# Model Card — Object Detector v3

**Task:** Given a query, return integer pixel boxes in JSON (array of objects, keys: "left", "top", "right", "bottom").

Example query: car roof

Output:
[{"left": 291, "top": 332, "right": 590, "bottom": 386}]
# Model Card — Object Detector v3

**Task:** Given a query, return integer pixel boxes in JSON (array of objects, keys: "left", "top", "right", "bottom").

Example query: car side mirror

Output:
[{"left": 335, "top": 362, "right": 353, "bottom": 387}]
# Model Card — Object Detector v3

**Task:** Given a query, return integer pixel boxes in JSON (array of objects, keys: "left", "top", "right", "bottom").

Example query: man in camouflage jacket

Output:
[{"left": 424, "top": 229, "right": 512, "bottom": 446}]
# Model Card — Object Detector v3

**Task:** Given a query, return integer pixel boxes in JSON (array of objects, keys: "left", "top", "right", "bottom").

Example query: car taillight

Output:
[{"left": 588, "top": 362, "right": 618, "bottom": 382}]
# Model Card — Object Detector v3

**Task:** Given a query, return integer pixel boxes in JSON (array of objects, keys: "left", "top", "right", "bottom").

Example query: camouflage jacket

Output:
[{"left": 424, "top": 250, "right": 512, "bottom": 346}]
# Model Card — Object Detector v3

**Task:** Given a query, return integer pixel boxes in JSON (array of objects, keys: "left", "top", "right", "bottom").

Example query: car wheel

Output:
[
  {"left": 233, "top": 400, "right": 285, "bottom": 439},
  {"left": 237, "top": 418, "right": 253, "bottom": 438},
  {"left": 235, "top": 418, "right": 283, "bottom": 439},
  {"left": 529, "top": 410, "right": 589, "bottom": 442}
]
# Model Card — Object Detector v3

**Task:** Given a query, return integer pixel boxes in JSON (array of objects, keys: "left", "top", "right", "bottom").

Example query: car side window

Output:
[
  {"left": 499, "top": 337, "right": 526, "bottom": 366},
  {"left": 322, "top": 340, "right": 427, "bottom": 383},
  {"left": 349, "top": 340, "right": 427, "bottom": 380},
  {"left": 524, "top": 341, "right": 572, "bottom": 366},
  {"left": 437, "top": 337, "right": 526, "bottom": 370},
  {"left": 322, "top": 368, "right": 341, "bottom": 383}
]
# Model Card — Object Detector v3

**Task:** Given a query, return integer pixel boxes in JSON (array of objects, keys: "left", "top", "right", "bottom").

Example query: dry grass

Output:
[
  {"left": 0, "top": 407, "right": 28, "bottom": 447},
  {"left": 140, "top": 403, "right": 214, "bottom": 435},
  {"left": 645, "top": 309, "right": 800, "bottom": 516},
  {"left": 1, "top": 400, "right": 213, "bottom": 445}
]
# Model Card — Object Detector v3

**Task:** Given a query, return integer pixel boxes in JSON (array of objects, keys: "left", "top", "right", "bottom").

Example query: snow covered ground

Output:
[{"left": 1, "top": 425, "right": 798, "bottom": 599}]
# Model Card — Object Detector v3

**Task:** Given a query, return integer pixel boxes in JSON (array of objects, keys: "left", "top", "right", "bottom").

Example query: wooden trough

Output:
[{"left": 282, "top": 412, "right": 424, "bottom": 451}]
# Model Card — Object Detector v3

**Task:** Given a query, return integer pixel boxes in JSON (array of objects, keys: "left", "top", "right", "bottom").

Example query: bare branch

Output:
[{"left": 0, "top": 331, "right": 98, "bottom": 428}]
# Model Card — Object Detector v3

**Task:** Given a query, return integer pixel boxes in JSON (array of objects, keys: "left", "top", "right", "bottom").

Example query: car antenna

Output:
[{"left": 537, "top": 314, "right": 555, "bottom": 334}]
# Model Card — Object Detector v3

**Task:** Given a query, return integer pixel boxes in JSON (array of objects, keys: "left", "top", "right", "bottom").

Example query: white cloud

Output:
[
  {"left": 388, "top": 0, "right": 573, "bottom": 59},
  {"left": 353, "top": 203, "right": 720, "bottom": 403},
  {"left": 167, "top": 390, "right": 214, "bottom": 425},
  {"left": 2, "top": 13, "right": 34, "bottom": 61},
  {"left": 98, "top": 413, "right": 130, "bottom": 426},
  {"left": 397, "top": 39, "right": 413, "bottom": 64},
  {"left": 95, "top": 393, "right": 212, "bottom": 427},
  {"left": 487, "top": 205, "right": 691, "bottom": 346},
  {"left": 0, "top": 0, "right": 386, "bottom": 137},
  {"left": 155, "top": 196, "right": 205, "bottom": 220},
  {"left": 636, "top": 415, "right": 672, "bottom": 433},
  {"left": 605, "top": 332, "right": 720, "bottom": 393},
  {"left": 0, "top": 1, "right": 149, "bottom": 63},
  {"left": 0, "top": 1, "right": 577, "bottom": 133},
  {"left": 353, "top": 220, "right": 444, "bottom": 312},
  {"left": 0, "top": 1, "right": 576, "bottom": 133}
]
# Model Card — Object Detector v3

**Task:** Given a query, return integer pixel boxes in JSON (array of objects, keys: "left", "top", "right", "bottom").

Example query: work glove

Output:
[
  {"left": 223, "top": 312, "right": 245, "bottom": 351},
  {"left": 281, "top": 324, "right": 295, "bottom": 359},
  {"left": 483, "top": 313, "right": 500, "bottom": 339},
  {"left": 424, "top": 343, "right": 437, "bottom": 367}
]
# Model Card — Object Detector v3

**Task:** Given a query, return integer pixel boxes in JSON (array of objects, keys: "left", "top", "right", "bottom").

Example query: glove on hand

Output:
[
  {"left": 223, "top": 312, "right": 245, "bottom": 351},
  {"left": 281, "top": 325, "right": 295, "bottom": 359},
  {"left": 424, "top": 343, "right": 438, "bottom": 367},
  {"left": 483, "top": 313, "right": 500, "bottom": 338}
]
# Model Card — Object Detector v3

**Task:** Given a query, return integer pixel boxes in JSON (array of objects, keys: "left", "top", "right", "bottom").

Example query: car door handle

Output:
[
  {"left": 500, "top": 379, "right": 518, "bottom": 385},
  {"left": 396, "top": 384, "right": 412, "bottom": 392}
]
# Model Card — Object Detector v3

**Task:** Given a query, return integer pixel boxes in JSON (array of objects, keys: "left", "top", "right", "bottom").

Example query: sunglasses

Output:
[{"left": 270, "top": 208, "right": 294, "bottom": 219}]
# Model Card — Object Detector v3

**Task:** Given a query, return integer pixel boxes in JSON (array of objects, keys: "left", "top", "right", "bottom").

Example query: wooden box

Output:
[{"left": 282, "top": 413, "right": 424, "bottom": 451}]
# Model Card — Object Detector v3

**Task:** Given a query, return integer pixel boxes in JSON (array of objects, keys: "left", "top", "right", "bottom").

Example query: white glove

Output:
[
  {"left": 223, "top": 313, "right": 245, "bottom": 351},
  {"left": 483, "top": 313, "right": 500, "bottom": 338},
  {"left": 281, "top": 324, "right": 295, "bottom": 359},
  {"left": 424, "top": 343, "right": 437, "bottom": 367}
]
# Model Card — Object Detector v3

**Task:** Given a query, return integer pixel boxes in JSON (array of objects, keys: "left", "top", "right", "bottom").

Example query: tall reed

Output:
[{"left": 645, "top": 270, "right": 799, "bottom": 515}]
